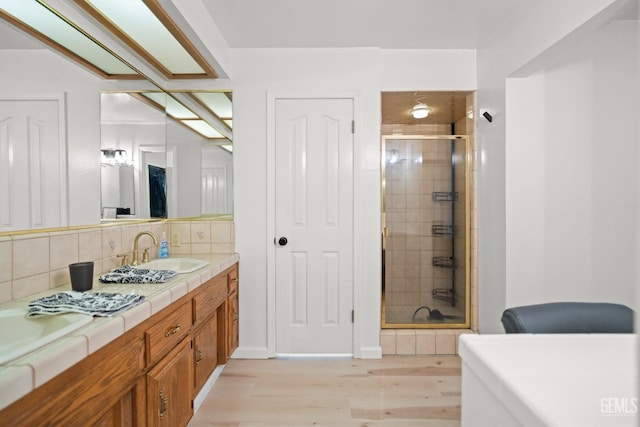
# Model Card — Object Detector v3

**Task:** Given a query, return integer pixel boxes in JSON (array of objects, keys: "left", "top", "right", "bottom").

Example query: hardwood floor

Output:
[{"left": 189, "top": 355, "right": 461, "bottom": 426}]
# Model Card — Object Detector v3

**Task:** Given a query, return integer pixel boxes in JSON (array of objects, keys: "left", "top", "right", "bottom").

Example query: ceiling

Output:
[
  {"left": 201, "top": 0, "right": 525, "bottom": 49},
  {"left": 200, "top": 0, "right": 522, "bottom": 126}
]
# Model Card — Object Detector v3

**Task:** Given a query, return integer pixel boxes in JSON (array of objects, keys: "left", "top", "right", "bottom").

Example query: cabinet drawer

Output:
[
  {"left": 228, "top": 266, "right": 239, "bottom": 294},
  {"left": 193, "top": 274, "right": 227, "bottom": 324},
  {"left": 145, "top": 300, "right": 192, "bottom": 365}
]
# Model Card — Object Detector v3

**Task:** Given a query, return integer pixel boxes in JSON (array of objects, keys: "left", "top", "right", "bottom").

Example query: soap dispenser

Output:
[{"left": 159, "top": 232, "right": 169, "bottom": 259}]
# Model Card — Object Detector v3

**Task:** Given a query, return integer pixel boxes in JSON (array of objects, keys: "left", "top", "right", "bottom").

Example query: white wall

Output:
[
  {"left": 231, "top": 48, "right": 476, "bottom": 358},
  {"left": 505, "top": 19, "right": 638, "bottom": 308},
  {"left": 476, "top": 0, "right": 635, "bottom": 332}
]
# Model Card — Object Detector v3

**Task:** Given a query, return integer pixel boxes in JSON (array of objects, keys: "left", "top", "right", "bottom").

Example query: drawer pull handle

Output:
[
  {"left": 164, "top": 324, "right": 181, "bottom": 337},
  {"left": 231, "top": 277, "right": 238, "bottom": 282},
  {"left": 159, "top": 390, "right": 168, "bottom": 419},
  {"left": 195, "top": 347, "right": 203, "bottom": 366}
]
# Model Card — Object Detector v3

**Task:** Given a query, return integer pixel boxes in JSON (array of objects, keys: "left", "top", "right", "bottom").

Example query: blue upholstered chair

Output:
[{"left": 501, "top": 302, "right": 634, "bottom": 334}]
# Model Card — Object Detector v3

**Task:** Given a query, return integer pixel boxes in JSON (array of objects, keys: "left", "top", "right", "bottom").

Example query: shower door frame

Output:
[{"left": 381, "top": 135, "right": 471, "bottom": 329}]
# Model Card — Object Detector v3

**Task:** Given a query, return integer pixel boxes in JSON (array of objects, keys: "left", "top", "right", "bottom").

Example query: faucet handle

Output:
[
  {"left": 117, "top": 254, "right": 129, "bottom": 266},
  {"left": 142, "top": 248, "right": 150, "bottom": 263}
]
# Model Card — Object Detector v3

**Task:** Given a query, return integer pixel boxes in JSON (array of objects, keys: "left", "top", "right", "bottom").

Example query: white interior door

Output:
[
  {"left": 202, "top": 166, "right": 227, "bottom": 214},
  {"left": 0, "top": 99, "right": 65, "bottom": 231},
  {"left": 274, "top": 97, "right": 354, "bottom": 354}
]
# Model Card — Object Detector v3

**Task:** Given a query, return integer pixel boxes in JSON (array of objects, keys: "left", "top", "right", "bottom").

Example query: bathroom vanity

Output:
[{"left": 0, "top": 255, "right": 239, "bottom": 427}]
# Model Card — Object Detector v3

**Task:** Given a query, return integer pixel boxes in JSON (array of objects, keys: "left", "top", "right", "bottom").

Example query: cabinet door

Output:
[
  {"left": 227, "top": 290, "right": 239, "bottom": 357},
  {"left": 92, "top": 377, "right": 145, "bottom": 427},
  {"left": 193, "top": 312, "right": 217, "bottom": 394},
  {"left": 147, "top": 337, "right": 193, "bottom": 427}
]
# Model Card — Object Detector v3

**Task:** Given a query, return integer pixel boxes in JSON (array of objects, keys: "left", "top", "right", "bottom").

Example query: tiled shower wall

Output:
[
  {"left": 0, "top": 220, "right": 235, "bottom": 304},
  {"left": 384, "top": 138, "right": 459, "bottom": 320}
]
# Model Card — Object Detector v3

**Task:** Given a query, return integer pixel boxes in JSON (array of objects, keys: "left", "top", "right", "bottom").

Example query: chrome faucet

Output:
[{"left": 132, "top": 231, "right": 158, "bottom": 266}]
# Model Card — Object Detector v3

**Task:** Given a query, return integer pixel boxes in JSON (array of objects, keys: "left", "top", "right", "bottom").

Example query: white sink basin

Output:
[
  {"left": 140, "top": 257, "right": 210, "bottom": 274},
  {"left": 0, "top": 308, "right": 93, "bottom": 365}
]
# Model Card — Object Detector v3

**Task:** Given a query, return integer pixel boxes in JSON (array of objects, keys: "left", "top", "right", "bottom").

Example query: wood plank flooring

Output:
[{"left": 188, "top": 355, "right": 461, "bottom": 427}]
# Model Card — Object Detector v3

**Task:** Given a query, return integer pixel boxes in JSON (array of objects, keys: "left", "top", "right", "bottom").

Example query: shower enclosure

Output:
[{"left": 382, "top": 135, "right": 470, "bottom": 328}]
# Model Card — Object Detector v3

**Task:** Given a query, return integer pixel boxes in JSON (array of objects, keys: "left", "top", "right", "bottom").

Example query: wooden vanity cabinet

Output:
[
  {"left": 192, "top": 272, "right": 225, "bottom": 395},
  {"left": 227, "top": 289, "right": 239, "bottom": 358},
  {"left": 193, "top": 312, "right": 217, "bottom": 394},
  {"left": 192, "top": 264, "right": 239, "bottom": 390},
  {"left": 145, "top": 300, "right": 192, "bottom": 366},
  {"left": 0, "top": 261, "right": 239, "bottom": 427},
  {"left": 0, "top": 326, "right": 147, "bottom": 427},
  {"left": 227, "top": 267, "right": 239, "bottom": 358},
  {"left": 146, "top": 336, "right": 193, "bottom": 427}
]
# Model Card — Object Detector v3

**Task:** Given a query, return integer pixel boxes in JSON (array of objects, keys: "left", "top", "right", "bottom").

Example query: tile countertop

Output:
[
  {"left": 0, "top": 253, "right": 239, "bottom": 411},
  {"left": 459, "top": 333, "right": 638, "bottom": 427}
]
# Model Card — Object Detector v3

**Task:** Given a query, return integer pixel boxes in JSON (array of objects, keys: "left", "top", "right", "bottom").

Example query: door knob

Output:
[{"left": 278, "top": 237, "right": 288, "bottom": 246}]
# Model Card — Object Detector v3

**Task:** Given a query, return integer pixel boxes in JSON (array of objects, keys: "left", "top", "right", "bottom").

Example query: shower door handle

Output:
[{"left": 277, "top": 237, "right": 288, "bottom": 246}]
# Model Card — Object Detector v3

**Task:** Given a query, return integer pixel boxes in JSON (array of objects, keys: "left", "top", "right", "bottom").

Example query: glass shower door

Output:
[{"left": 381, "top": 135, "right": 470, "bottom": 328}]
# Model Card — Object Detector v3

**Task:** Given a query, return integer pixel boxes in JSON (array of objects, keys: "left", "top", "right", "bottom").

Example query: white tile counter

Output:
[
  {"left": 459, "top": 334, "right": 637, "bottom": 427},
  {"left": 0, "top": 253, "right": 239, "bottom": 410}
]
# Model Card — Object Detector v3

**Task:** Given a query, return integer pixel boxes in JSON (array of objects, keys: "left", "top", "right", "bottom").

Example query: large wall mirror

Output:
[
  {"left": 100, "top": 90, "right": 233, "bottom": 221},
  {"left": 0, "top": 2, "right": 232, "bottom": 233}
]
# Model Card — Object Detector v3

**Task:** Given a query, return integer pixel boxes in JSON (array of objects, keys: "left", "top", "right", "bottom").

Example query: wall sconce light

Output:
[
  {"left": 411, "top": 103, "right": 431, "bottom": 119},
  {"left": 101, "top": 149, "right": 131, "bottom": 166}
]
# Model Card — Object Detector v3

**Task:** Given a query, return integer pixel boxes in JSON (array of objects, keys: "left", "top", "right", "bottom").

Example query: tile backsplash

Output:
[{"left": 0, "top": 220, "right": 235, "bottom": 304}]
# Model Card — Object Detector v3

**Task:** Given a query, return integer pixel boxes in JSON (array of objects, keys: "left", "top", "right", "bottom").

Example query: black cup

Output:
[{"left": 69, "top": 261, "right": 94, "bottom": 292}]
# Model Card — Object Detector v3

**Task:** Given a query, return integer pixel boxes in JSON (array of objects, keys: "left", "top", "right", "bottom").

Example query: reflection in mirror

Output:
[
  {"left": 100, "top": 92, "right": 167, "bottom": 220},
  {"left": 100, "top": 91, "right": 233, "bottom": 221},
  {"left": 1, "top": 2, "right": 233, "bottom": 233},
  {"left": 0, "top": 2, "right": 156, "bottom": 232},
  {"left": 164, "top": 91, "right": 233, "bottom": 218}
]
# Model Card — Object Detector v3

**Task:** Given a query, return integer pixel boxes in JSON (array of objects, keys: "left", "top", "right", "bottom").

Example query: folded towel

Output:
[
  {"left": 27, "top": 291, "right": 145, "bottom": 317},
  {"left": 99, "top": 265, "right": 178, "bottom": 284}
]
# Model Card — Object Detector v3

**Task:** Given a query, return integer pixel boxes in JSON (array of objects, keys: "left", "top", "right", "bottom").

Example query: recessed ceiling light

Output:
[{"left": 411, "top": 103, "right": 431, "bottom": 119}]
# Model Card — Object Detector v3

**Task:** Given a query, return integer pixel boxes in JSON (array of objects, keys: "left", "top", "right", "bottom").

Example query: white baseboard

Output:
[
  {"left": 229, "top": 346, "right": 273, "bottom": 359},
  {"left": 358, "top": 346, "right": 382, "bottom": 359},
  {"left": 192, "top": 364, "right": 225, "bottom": 413},
  {"left": 230, "top": 346, "right": 381, "bottom": 359}
]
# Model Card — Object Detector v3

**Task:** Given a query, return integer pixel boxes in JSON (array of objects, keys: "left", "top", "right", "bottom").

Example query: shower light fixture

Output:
[
  {"left": 411, "top": 103, "right": 431, "bottom": 119},
  {"left": 388, "top": 149, "right": 400, "bottom": 164}
]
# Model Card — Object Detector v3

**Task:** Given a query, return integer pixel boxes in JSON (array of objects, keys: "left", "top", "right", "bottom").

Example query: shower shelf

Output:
[
  {"left": 432, "top": 224, "right": 456, "bottom": 236},
  {"left": 432, "top": 192, "right": 458, "bottom": 202},
  {"left": 432, "top": 257, "right": 458, "bottom": 268},
  {"left": 432, "top": 288, "right": 457, "bottom": 303}
]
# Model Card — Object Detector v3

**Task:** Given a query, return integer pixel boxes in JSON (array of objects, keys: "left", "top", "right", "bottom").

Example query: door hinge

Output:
[
  {"left": 351, "top": 120, "right": 355, "bottom": 134},
  {"left": 351, "top": 310, "right": 355, "bottom": 323}
]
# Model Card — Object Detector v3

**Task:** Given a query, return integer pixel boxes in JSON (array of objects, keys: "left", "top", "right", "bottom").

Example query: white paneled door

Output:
[
  {"left": 274, "top": 98, "right": 354, "bottom": 354},
  {"left": 0, "top": 98, "right": 66, "bottom": 231},
  {"left": 202, "top": 166, "right": 228, "bottom": 214}
]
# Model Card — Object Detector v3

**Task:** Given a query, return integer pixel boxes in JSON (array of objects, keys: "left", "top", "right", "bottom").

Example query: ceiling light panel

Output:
[
  {"left": 0, "top": 1, "right": 136, "bottom": 76},
  {"left": 193, "top": 92, "right": 232, "bottom": 119},
  {"left": 77, "top": 0, "right": 215, "bottom": 77},
  {"left": 165, "top": 96, "right": 198, "bottom": 119},
  {"left": 140, "top": 92, "right": 198, "bottom": 119},
  {"left": 181, "top": 120, "right": 224, "bottom": 139}
]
